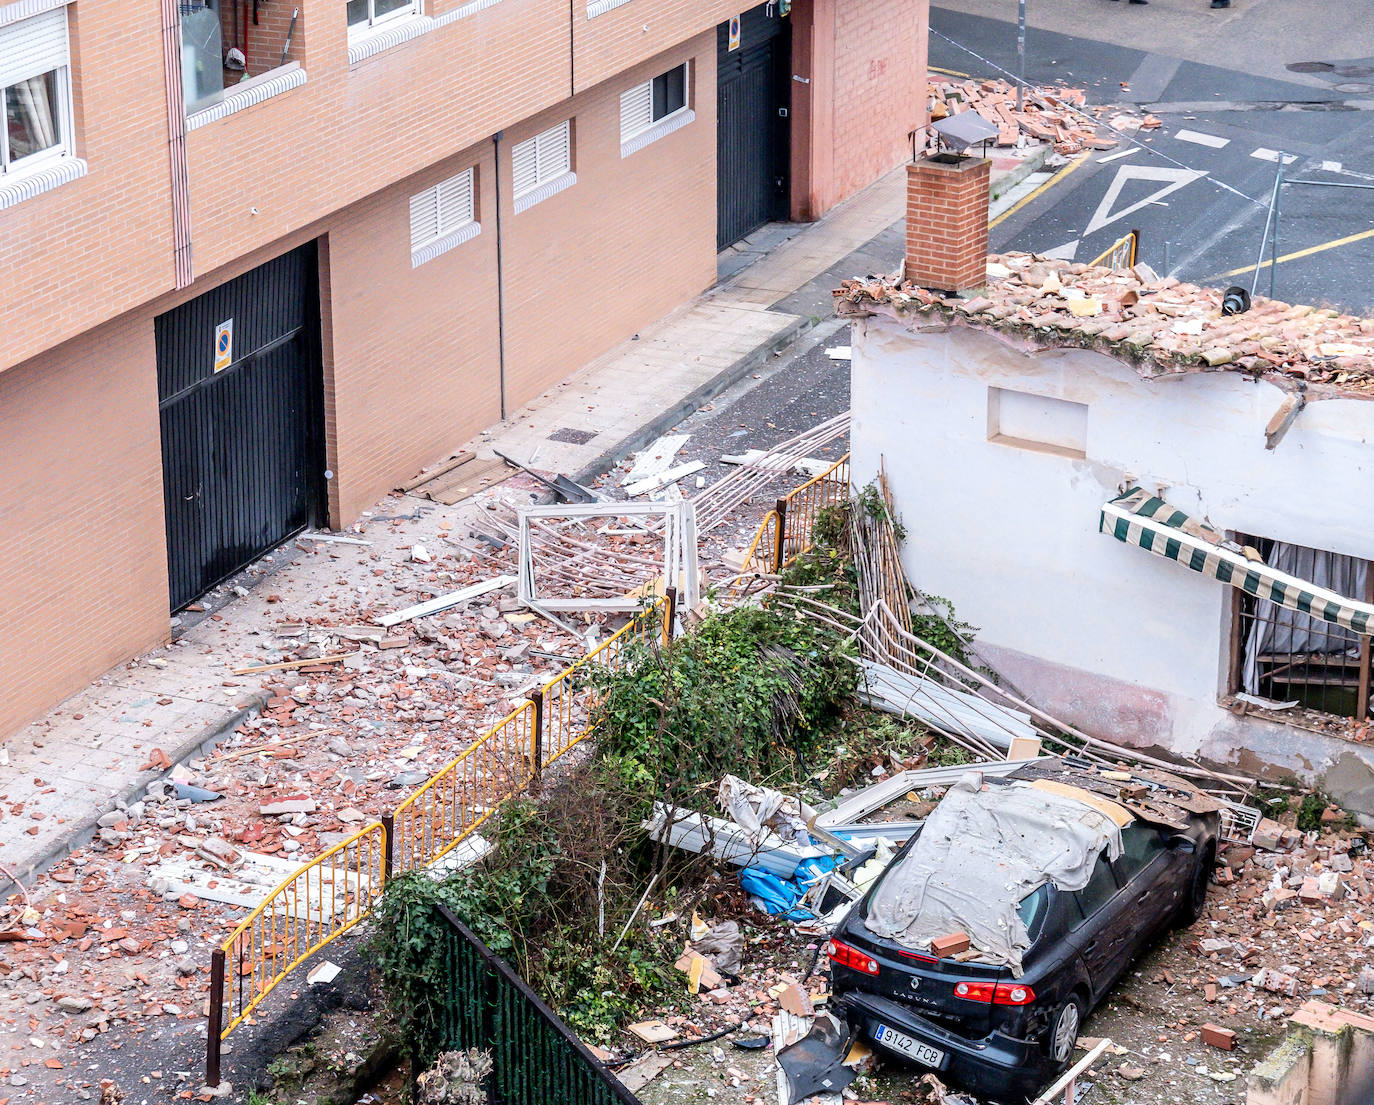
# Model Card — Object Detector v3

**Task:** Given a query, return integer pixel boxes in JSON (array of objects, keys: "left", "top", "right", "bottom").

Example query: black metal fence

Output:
[{"left": 434, "top": 904, "right": 643, "bottom": 1105}]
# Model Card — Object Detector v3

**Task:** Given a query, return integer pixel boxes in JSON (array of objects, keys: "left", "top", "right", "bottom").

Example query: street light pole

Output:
[{"left": 1016, "top": 0, "right": 1027, "bottom": 112}]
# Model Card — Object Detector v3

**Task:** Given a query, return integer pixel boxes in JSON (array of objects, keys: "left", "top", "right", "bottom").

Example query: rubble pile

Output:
[
  {"left": 1185, "top": 821, "right": 1374, "bottom": 1027},
  {"left": 0, "top": 477, "right": 596, "bottom": 1094},
  {"left": 926, "top": 76, "right": 1154, "bottom": 157},
  {"left": 836, "top": 252, "right": 1374, "bottom": 402}
]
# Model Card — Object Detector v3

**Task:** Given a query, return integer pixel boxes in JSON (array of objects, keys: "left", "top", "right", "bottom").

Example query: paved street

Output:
[{"left": 933, "top": 2, "right": 1374, "bottom": 313}]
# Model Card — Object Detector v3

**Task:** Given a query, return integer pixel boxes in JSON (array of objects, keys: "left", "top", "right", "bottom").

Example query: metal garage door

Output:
[
  {"left": 716, "top": 4, "right": 792, "bottom": 250},
  {"left": 156, "top": 243, "right": 325, "bottom": 611}
]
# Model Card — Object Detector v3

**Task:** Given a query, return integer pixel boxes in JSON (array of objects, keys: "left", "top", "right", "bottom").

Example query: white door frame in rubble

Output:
[{"left": 516, "top": 500, "right": 700, "bottom": 615}]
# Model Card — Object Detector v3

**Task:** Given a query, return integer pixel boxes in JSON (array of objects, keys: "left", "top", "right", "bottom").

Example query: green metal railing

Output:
[{"left": 436, "top": 904, "right": 642, "bottom": 1105}]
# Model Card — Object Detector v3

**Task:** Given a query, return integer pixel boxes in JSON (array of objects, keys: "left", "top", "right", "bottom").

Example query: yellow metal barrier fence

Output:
[
  {"left": 212, "top": 821, "right": 386, "bottom": 1046},
  {"left": 538, "top": 594, "right": 672, "bottom": 769},
  {"left": 734, "top": 454, "right": 850, "bottom": 584},
  {"left": 1089, "top": 229, "right": 1139, "bottom": 271},
  {"left": 207, "top": 593, "right": 674, "bottom": 1085},
  {"left": 392, "top": 700, "right": 537, "bottom": 874}
]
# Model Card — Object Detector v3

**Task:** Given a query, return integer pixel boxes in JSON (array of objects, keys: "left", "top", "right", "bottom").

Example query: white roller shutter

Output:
[
  {"left": 0, "top": 7, "right": 68, "bottom": 89},
  {"left": 619, "top": 81, "right": 652, "bottom": 142}
]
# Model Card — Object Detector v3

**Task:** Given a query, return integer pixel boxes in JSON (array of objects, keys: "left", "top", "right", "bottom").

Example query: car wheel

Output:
[
  {"left": 1046, "top": 994, "right": 1084, "bottom": 1068},
  {"left": 1178, "top": 839, "right": 1217, "bottom": 927}
]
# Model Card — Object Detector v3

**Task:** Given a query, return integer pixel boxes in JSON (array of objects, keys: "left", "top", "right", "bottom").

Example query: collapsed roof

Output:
[{"left": 834, "top": 252, "right": 1374, "bottom": 402}]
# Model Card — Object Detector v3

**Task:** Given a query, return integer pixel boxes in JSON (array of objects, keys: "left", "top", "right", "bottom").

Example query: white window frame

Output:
[
  {"left": 409, "top": 167, "right": 481, "bottom": 267},
  {"left": 619, "top": 61, "right": 693, "bottom": 158},
  {"left": 347, "top": 0, "right": 423, "bottom": 41},
  {"left": 0, "top": 5, "right": 76, "bottom": 178},
  {"left": 511, "top": 120, "right": 575, "bottom": 214}
]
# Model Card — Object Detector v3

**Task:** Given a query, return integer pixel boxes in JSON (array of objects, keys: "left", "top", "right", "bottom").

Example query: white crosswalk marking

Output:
[
  {"left": 1174, "top": 129, "right": 1229, "bottom": 149},
  {"left": 1251, "top": 148, "right": 1299, "bottom": 164}
]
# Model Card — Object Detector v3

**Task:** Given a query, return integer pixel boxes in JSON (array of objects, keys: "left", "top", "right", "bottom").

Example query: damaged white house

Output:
[{"left": 835, "top": 166, "right": 1374, "bottom": 818}]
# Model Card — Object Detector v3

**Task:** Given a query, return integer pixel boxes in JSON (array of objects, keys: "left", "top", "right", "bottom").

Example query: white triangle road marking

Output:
[
  {"left": 1083, "top": 165, "right": 1208, "bottom": 237},
  {"left": 1041, "top": 239, "right": 1080, "bottom": 261}
]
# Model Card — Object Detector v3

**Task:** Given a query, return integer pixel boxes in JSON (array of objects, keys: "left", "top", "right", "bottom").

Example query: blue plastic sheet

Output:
[{"left": 740, "top": 856, "right": 840, "bottom": 921}]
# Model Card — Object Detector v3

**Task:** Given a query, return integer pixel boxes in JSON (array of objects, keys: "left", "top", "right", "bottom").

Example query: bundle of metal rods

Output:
[{"left": 692, "top": 413, "right": 851, "bottom": 532}]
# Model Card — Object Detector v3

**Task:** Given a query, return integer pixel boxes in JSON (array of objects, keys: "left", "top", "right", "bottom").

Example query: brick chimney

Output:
[{"left": 904, "top": 153, "right": 990, "bottom": 294}]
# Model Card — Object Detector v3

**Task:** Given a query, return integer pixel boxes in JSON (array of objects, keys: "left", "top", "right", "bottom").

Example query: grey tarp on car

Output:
[{"left": 864, "top": 773, "right": 1125, "bottom": 974}]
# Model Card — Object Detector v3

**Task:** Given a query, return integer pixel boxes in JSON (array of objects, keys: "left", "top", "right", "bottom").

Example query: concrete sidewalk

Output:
[{"left": 0, "top": 148, "right": 1048, "bottom": 895}]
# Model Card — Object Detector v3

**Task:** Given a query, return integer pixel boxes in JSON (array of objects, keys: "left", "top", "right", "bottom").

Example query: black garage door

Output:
[
  {"left": 717, "top": 5, "right": 792, "bottom": 250},
  {"left": 156, "top": 243, "right": 325, "bottom": 611}
]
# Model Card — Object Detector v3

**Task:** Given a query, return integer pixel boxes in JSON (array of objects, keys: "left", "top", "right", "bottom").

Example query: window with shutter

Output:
[
  {"left": 618, "top": 62, "right": 693, "bottom": 158},
  {"left": 409, "top": 167, "right": 480, "bottom": 266},
  {"left": 0, "top": 5, "right": 74, "bottom": 174},
  {"left": 511, "top": 120, "right": 575, "bottom": 212}
]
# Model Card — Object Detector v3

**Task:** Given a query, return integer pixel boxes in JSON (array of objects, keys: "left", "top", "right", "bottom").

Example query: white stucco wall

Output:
[{"left": 850, "top": 314, "right": 1374, "bottom": 809}]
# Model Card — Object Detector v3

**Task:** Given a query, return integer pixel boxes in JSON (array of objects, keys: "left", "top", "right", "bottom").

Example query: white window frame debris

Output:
[{"left": 516, "top": 500, "right": 699, "bottom": 613}]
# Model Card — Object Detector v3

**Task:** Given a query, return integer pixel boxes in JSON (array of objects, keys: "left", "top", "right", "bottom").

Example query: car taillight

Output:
[
  {"left": 826, "top": 939, "right": 879, "bottom": 976},
  {"left": 951, "top": 980, "right": 1037, "bottom": 1004},
  {"left": 898, "top": 949, "right": 938, "bottom": 964}
]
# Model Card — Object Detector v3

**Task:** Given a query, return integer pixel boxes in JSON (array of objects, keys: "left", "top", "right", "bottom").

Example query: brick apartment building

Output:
[{"left": 0, "top": 0, "right": 928, "bottom": 740}]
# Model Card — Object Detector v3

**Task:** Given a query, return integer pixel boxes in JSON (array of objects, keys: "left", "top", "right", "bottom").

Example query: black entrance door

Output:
[
  {"left": 156, "top": 242, "right": 325, "bottom": 611},
  {"left": 716, "top": 4, "right": 791, "bottom": 250}
]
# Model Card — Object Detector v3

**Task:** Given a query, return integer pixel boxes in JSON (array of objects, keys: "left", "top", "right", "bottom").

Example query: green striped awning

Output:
[{"left": 1100, "top": 488, "right": 1374, "bottom": 636}]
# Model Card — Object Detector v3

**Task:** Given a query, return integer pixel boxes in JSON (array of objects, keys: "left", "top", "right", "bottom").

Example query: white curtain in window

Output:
[
  {"left": 12, "top": 74, "right": 57, "bottom": 154},
  {"left": 1242, "top": 541, "right": 1368, "bottom": 695}
]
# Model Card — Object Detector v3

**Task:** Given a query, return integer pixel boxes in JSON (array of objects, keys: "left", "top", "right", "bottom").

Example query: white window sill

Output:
[
  {"left": 186, "top": 64, "right": 306, "bottom": 130},
  {"left": 0, "top": 156, "right": 86, "bottom": 210},
  {"left": 621, "top": 108, "right": 694, "bottom": 158},
  {"left": 513, "top": 171, "right": 576, "bottom": 214},
  {"left": 433, "top": 0, "right": 504, "bottom": 27},
  {"left": 411, "top": 220, "right": 481, "bottom": 267},
  {"left": 348, "top": 15, "right": 433, "bottom": 64},
  {"left": 587, "top": 0, "right": 630, "bottom": 17}
]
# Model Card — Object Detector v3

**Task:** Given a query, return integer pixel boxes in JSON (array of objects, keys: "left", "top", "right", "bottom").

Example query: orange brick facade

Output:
[
  {"left": 789, "top": 0, "right": 927, "bottom": 221},
  {"left": 0, "top": 0, "right": 927, "bottom": 740}
]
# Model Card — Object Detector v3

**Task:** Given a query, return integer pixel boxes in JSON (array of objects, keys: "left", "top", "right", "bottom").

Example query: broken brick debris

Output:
[{"left": 836, "top": 253, "right": 1374, "bottom": 406}]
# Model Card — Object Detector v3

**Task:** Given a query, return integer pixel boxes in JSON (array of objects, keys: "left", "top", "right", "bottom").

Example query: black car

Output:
[{"left": 828, "top": 760, "right": 1220, "bottom": 1104}]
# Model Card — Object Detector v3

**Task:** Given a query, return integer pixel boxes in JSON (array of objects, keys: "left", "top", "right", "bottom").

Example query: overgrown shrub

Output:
[{"left": 592, "top": 603, "right": 857, "bottom": 804}]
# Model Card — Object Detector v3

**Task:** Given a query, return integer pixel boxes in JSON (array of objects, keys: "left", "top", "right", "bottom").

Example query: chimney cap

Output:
[{"left": 931, "top": 112, "right": 999, "bottom": 152}]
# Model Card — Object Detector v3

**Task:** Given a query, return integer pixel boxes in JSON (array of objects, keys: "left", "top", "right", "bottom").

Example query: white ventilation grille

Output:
[
  {"left": 511, "top": 120, "right": 574, "bottom": 212},
  {"left": 409, "top": 167, "right": 480, "bottom": 266}
]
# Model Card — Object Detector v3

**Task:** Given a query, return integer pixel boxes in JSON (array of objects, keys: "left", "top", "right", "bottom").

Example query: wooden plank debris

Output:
[
  {"left": 376, "top": 575, "right": 517, "bottom": 627},
  {"left": 231, "top": 653, "right": 351, "bottom": 676}
]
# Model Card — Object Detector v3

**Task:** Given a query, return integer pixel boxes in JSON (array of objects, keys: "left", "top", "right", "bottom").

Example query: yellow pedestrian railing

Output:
[
  {"left": 734, "top": 453, "right": 850, "bottom": 584},
  {"left": 206, "top": 594, "right": 673, "bottom": 1086},
  {"left": 538, "top": 594, "right": 671, "bottom": 769},
  {"left": 392, "top": 700, "right": 537, "bottom": 874},
  {"left": 213, "top": 821, "right": 386, "bottom": 1044},
  {"left": 1089, "top": 229, "right": 1139, "bottom": 271}
]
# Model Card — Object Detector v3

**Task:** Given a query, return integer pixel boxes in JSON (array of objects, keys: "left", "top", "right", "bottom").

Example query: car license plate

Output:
[{"left": 873, "top": 1023, "right": 945, "bottom": 1068}]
